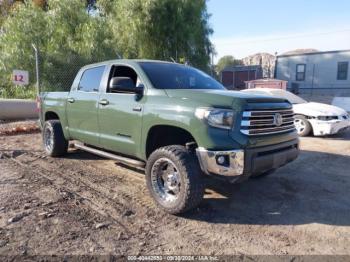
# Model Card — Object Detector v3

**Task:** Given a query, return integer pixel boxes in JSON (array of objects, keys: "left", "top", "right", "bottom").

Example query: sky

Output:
[{"left": 207, "top": 0, "right": 350, "bottom": 62}]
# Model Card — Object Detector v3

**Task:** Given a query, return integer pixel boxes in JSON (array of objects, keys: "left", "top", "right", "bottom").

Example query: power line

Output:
[{"left": 217, "top": 29, "right": 350, "bottom": 46}]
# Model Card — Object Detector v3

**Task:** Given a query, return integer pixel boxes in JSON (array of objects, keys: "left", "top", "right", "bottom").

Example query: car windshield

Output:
[{"left": 138, "top": 62, "right": 225, "bottom": 90}]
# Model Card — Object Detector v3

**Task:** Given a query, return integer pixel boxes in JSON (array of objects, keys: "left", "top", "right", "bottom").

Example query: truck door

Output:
[
  {"left": 66, "top": 65, "right": 105, "bottom": 146},
  {"left": 98, "top": 64, "right": 144, "bottom": 157}
]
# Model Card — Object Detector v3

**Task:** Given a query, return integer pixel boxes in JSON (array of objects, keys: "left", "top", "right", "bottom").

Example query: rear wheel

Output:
[
  {"left": 146, "top": 145, "right": 204, "bottom": 214},
  {"left": 294, "top": 115, "right": 312, "bottom": 136},
  {"left": 42, "top": 120, "right": 68, "bottom": 157}
]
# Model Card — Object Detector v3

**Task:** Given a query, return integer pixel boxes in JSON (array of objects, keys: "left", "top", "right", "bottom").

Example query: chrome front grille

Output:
[{"left": 240, "top": 109, "right": 295, "bottom": 136}]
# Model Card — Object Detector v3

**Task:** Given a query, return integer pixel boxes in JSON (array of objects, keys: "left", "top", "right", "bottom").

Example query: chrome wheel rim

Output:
[
  {"left": 294, "top": 118, "right": 306, "bottom": 134},
  {"left": 151, "top": 158, "right": 181, "bottom": 203},
  {"left": 44, "top": 126, "right": 54, "bottom": 152}
]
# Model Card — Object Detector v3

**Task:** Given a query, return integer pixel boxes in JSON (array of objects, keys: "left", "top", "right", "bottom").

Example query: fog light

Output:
[{"left": 217, "top": 155, "right": 226, "bottom": 165}]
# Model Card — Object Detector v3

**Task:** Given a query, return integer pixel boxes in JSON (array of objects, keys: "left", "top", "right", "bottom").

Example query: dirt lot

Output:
[{"left": 0, "top": 121, "right": 350, "bottom": 257}]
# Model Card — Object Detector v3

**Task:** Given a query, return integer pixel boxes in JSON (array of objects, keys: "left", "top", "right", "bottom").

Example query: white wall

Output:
[
  {"left": 276, "top": 51, "right": 350, "bottom": 91},
  {"left": 0, "top": 99, "right": 38, "bottom": 120}
]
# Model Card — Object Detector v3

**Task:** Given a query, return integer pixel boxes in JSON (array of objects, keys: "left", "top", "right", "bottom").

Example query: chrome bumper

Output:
[
  {"left": 310, "top": 119, "right": 350, "bottom": 136},
  {"left": 196, "top": 147, "right": 244, "bottom": 177}
]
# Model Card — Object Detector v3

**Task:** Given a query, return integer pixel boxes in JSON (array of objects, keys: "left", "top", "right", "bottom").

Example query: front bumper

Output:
[
  {"left": 196, "top": 148, "right": 244, "bottom": 177},
  {"left": 196, "top": 139, "right": 299, "bottom": 180},
  {"left": 310, "top": 119, "right": 350, "bottom": 136}
]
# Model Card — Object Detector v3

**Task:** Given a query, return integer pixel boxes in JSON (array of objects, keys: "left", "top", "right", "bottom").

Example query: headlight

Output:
[
  {"left": 195, "top": 108, "right": 235, "bottom": 129},
  {"left": 317, "top": 116, "right": 338, "bottom": 121}
]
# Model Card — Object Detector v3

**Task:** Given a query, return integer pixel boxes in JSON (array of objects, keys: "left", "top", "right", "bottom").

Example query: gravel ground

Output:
[
  {"left": 0, "top": 120, "right": 39, "bottom": 136},
  {"left": 0, "top": 121, "right": 350, "bottom": 257}
]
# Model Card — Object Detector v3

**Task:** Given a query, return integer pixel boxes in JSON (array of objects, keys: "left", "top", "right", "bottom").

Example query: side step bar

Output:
[{"left": 73, "top": 142, "right": 145, "bottom": 168}]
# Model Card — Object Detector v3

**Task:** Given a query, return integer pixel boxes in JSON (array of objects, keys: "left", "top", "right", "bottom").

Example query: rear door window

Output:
[{"left": 78, "top": 66, "right": 105, "bottom": 92}]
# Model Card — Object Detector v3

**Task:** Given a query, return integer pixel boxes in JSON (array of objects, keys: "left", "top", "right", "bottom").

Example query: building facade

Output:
[
  {"left": 221, "top": 65, "right": 262, "bottom": 89},
  {"left": 275, "top": 50, "right": 350, "bottom": 95},
  {"left": 243, "top": 52, "right": 276, "bottom": 78}
]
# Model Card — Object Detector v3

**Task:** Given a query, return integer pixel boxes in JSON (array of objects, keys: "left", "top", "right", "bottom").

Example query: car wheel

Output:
[
  {"left": 43, "top": 120, "right": 68, "bottom": 157},
  {"left": 294, "top": 115, "right": 312, "bottom": 136},
  {"left": 146, "top": 145, "right": 204, "bottom": 214}
]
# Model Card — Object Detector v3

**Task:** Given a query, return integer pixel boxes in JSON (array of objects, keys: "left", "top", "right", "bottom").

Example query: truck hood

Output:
[
  {"left": 165, "top": 89, "right": 287, "bottom": 107},
  {"left": 293, "top": 102, "right": 347, "bottom": 117}
]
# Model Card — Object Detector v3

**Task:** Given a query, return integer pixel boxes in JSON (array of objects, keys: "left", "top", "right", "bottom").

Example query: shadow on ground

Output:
[
  {"left": 62, "top": 149, "right": 104, "bottom": 160},
  {"left": 185, "top": 149, "right": 350, "bottom": 226}
]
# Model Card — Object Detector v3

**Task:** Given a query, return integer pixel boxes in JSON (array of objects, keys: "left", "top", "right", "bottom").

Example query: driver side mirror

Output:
[{"left": 109, "top": 77, "right": 143, "bottom": 94}]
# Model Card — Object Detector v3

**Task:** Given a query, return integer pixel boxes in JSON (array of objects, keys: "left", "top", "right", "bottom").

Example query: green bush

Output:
[{"left": 0, "top": 85, "right": 37, "bottom": 99}]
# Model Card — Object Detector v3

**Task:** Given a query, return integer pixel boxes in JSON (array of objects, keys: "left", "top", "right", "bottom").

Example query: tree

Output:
[
  {"left": 100, "top": 0, "right": 214, "bottom": 70},
  {"left": 0, "top": 0, "right": 116, "bottom": 93},
  {"left": 215, "top": 55, "right": 243, "bottom": 75},
  {"left": 0, "top": 2, "right": 46, "bottom": 85},
  {"left": 32, "top": 0, "right": 47, "bottom": 9},
  {"left": 0, "top": 0, "right": 47, "bottom": 27},
  {"left": 0, "top": 0, "right": 16, "bottom": 27},
  {"left": 86, "top": 0, "right": 97, "bottom": 14},
  {"left": 0, "top": 0, "right": 215, "bottom": 98}
]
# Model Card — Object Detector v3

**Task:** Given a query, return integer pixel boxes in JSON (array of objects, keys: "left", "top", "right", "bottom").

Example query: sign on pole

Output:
[{"left": 13, "top": 70, "right": 29, "bottom": 86}]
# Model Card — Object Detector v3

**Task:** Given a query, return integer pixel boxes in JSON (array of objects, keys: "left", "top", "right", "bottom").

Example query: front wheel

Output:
[
  {"left": 146, "top": 145, "right": 204, "bottom": 214},
  {"left": 294, "top": 115, "right": 312, "bottom": 137}
]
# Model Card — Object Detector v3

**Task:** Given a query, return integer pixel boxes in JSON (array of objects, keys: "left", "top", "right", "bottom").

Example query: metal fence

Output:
[
  {"left": 0, "top": 44, "right": 106, "bottom": 99},
  {"left": 0, "top": 44, "right": 38, "bottom": 99},
  {"left": 38, "top": 45, "right": 111, "bottom": 94}
]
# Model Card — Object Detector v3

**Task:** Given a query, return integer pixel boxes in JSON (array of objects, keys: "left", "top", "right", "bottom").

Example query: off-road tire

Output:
[
  {"left": 42, "top": 120, "right": 68, "bottom": 157},
  {"left": 146, "top": 145, "right": 205, "bottom": 214},
  {"left": 294, "top": 115, "right": 312, "bottom": 137}
]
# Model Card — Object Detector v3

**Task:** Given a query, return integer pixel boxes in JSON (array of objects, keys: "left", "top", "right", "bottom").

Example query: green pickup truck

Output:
[{"left": 39, "top": 60, "right": 299, "bottom": 214}]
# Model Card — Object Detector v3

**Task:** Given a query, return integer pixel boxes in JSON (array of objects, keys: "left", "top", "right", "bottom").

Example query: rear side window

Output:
[{"left": 78, "top": 66, "right": 105, "bottom": 92}]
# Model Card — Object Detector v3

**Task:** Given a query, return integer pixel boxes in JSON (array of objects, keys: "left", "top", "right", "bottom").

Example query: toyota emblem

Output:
[{"left": 273, "top": 113, "right": 283, "bottom": 126}]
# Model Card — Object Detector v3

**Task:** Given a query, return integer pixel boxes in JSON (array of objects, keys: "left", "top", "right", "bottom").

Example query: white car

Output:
[{"left": 242, "top": 88, "right": 350, "bottom": 136}]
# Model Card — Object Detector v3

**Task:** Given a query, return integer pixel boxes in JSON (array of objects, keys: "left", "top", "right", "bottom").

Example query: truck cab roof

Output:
[{"left": 80, "top": 59, "right": 178, "bottom": 70}]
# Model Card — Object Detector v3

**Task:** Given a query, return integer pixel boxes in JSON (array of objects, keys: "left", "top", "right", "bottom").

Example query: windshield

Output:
[{"left": 138, "top": 62, "right": 225, "bottom": 90}]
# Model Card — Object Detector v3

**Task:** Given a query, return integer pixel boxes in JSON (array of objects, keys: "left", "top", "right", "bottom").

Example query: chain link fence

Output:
[
  {"left": 0, "top": 46, "right": 36, "bottom": 99},
  {"left": 0, "top": 44, "right": 108, "bottom": 99},
  {"left": 38, "top": 51, "right": 106, "bottom": 93}
]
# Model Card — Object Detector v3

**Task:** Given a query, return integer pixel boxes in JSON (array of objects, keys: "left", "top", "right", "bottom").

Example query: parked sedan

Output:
[{"left": 242, "top": 88, "right": 350, "bottom": 136}]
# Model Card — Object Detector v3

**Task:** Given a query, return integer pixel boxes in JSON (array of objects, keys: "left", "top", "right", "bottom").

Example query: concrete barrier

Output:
[{"left": 0, "top": 99, "right": 38, "bottom": 120}]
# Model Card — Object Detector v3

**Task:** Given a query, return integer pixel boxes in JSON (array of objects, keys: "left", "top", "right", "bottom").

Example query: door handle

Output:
[
  {"left": 67, "top": 97, "right": 75, "bottom": 103},
  {"left": 99, "top": 99, "right": 109, "bottom": 106},
  {"left": 133, "top": 106, "right": 142, "bottom": 112}
]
